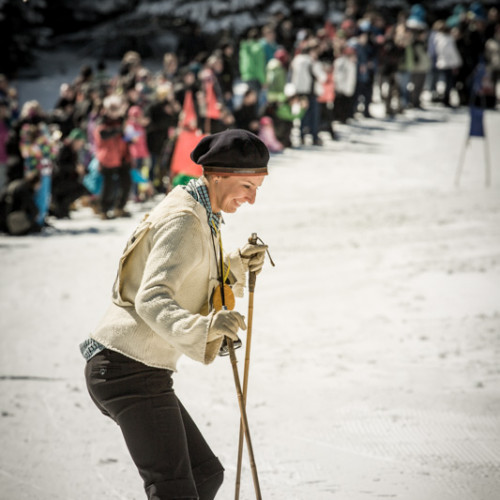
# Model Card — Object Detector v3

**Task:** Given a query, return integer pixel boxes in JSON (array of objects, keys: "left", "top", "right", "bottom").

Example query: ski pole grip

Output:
[
  {"left": 248, "top": 232, "right": 258, "bottom": 245},
  {"left": 248, "top": 233, "right": 258, "bottom": 292}
]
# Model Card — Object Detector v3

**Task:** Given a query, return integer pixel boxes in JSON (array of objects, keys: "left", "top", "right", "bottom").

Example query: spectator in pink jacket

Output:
[{"left": 125, "top": 105, "right": 151, "bottom": 201}]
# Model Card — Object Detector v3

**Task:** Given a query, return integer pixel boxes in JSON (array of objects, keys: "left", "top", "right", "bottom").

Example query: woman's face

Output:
[{"left": 209, "top": 175, "right": 266, "bottom": 213}]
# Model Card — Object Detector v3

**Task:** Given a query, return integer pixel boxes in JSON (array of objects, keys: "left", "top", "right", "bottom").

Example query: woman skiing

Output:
[{"left": 80, "top": 129, "right": 269, "bottom": 500}]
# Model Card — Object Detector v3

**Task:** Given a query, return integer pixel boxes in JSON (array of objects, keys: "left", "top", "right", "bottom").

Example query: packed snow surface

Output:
[{"left": 1, "top": 102, "right": 500, "bottom": 499}]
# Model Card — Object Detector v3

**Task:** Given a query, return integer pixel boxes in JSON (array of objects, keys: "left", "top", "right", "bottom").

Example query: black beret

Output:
[{"left": 190, "top": 129, "right": 269, "bottom": 176}]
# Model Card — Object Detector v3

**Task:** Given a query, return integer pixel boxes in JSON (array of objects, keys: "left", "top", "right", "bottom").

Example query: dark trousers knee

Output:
[{"left": 196, "top": 469, "right": 224, "bottom": 500}]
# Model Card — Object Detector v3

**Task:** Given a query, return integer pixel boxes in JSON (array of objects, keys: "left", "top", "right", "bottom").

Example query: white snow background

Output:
[{"left": 1, "top": 54, "right": 500, "bottom": 499}]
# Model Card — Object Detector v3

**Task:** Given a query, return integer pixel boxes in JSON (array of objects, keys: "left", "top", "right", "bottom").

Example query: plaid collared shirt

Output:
[{"left": 183, "top": 178, "right": 223, "bottom": 236}]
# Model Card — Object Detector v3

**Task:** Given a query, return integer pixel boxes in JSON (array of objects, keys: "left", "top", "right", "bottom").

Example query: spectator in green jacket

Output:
[
  {"left": 265, "top": 48, "right": 290, "bottom": 105},
  {"left": 239, "top": 27, "right": 267, "bottom": 110}
]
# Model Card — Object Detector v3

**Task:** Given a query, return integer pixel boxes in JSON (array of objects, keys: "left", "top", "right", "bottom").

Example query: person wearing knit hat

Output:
[{"left": 80, "top": 128, "right": 270, "bottom": 500}]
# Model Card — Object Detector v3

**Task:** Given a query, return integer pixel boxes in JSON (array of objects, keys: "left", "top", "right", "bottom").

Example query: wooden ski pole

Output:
[
  {"left": 217, "top": 232, "right": 261, "bottom": 499},
  {"left": 235, "top": 234, "right": 258, "bottom": 499},
  {"left": 227, "top": 336, "right": 262, "bottom": 500}
]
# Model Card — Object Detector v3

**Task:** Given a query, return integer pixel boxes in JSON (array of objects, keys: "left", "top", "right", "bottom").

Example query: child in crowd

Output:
[{"left": 125, "top": 105, "right": 152, "bottom": 201}]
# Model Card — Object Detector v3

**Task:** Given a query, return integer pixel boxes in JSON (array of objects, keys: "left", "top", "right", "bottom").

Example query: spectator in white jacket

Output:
[
  {"left": 333, "top": 44, "right": 358, "bottom": 123},
  {"left": 290, "top": 40, "right": 327, "bottom": 145},
  {"left": 433, "top": 20, "right": 463, "bottom": 107}
]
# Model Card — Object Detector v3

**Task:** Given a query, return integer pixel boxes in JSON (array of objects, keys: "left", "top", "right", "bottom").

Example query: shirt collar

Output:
[{"left": 183, "top": 178, "right": 223, "bottom": 235}]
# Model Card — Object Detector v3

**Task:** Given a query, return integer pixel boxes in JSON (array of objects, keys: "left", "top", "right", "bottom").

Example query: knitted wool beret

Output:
[{"left": 190, "top": 129, "right": 269, "bottom": 176}]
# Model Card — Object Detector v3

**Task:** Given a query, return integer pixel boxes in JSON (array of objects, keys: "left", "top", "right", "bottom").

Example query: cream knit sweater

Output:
[{"left": 90, "top": 187, "right": 247, "bottom": 371}]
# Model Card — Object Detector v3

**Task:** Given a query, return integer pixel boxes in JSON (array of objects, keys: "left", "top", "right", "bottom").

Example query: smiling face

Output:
[{"left": 207, "top": 175, "right": 266, "bottom": 213}]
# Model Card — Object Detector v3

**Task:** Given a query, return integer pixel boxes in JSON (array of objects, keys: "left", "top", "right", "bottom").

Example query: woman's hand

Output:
[
  {"left": 209, "top": 310, "right": 246, "bottom": 341},
  {"left": 239, "top": 242, "right": 268, "bottom": 274}
]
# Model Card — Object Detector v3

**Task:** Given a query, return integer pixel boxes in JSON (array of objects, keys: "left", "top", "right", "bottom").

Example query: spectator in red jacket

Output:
[{"left": 93, "top": 94, "right": 132, "bottom": 219}]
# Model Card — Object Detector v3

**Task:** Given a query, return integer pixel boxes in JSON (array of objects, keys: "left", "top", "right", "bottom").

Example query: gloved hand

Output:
[
  {"left": 239, "top": 242, "right": 268, "bottom": 274},
  {"left": 209, "top": 310, "right": 247, "bottom": 342}
]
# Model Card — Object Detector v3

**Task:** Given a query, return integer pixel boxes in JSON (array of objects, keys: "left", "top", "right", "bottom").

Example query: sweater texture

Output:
[{"left": 90, "top": 187, "right": 246, "bottom": 371}]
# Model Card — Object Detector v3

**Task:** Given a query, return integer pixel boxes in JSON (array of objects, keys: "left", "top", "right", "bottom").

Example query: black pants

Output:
[
  {"left": 51, "top": 182, "right": 89, "bottom": 218},
  {"left": 333, "top": 93, "right": 355, "bottom": 123},
  {"left": 409, "top": 72, "right": 427, "bottom": 108},
  {"left": 100, "top": 164, "right": 132, "bottom": 214},
  {"left": 300, "top": 93, "right": 320, "bottom": 141},
  {"left": 85, "top": 349, "right": 224, "bottom": 499}
]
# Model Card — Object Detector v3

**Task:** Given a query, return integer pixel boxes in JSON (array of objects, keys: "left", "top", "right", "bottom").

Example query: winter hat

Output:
[
  {"left": 340, "top": 19, "right": 355, "bottom": 32},
  {"left": 156, "top": 83, "right": 172, "bottom": 101},
  {"left": 446, "top": 5, "right": 466, "bottom": 28},
  {"left": 68, "top": 128, "right": 86, "bottom": 141},
  {"left": 359, "top": 20, "right": 372, "bottom": 33},
  {"left": 406, "top": 4, "right": 427, "bottom": 29},
  {"left": 190, "top": 129, "right": 269, "bottom": 176},
  {"left": 343, "top": 44, "right": 357, "bottom": 56},
  {"left": 274, "top": 48, "right": 289, "bottom": 66},
  {"left": 103, "top": 94, "right": 126, "bottom": 117},
  {"left": 469, "top": 2, "right": 486, "bottom": 21},
  {"left": 128, "top": 105, "right": 143, "bottom": 118}
]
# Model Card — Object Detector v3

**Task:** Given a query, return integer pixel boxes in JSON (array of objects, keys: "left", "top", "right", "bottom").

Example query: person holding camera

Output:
[{"left": 93, "top": 93, "right": 132, "bottom": 219}]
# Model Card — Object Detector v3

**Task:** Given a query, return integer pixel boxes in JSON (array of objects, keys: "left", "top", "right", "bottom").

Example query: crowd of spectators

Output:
[{"left": 0, "top": 2, "right": 499, "bottom": 235}]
